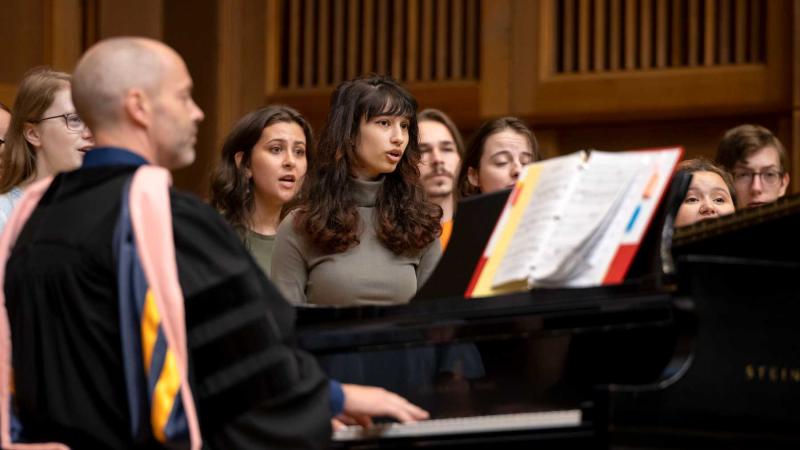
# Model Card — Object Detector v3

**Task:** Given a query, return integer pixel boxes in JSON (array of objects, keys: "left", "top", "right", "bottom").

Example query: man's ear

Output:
[
  {"left": 467, "top": 166, "right": 480, "bottom": 189},
  {"left": 779, "top": 172, "right": 790, "bottom": 197},
  {"left": 124, "top": 89, "right": 150, "bottom": 128},
  {"left": 23, "top": 122, "right": 41, "bottom": 148}
]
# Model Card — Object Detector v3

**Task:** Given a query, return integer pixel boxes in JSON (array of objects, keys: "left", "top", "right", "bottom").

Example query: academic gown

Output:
[{"left": 4, "top": 149, "right": 332, "bottom": 449}]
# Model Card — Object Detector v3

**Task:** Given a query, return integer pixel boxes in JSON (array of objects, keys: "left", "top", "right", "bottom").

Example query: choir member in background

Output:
[
  {"left": 209, "top": 105, "right": 312, "bottom": 276},
  {"left": 457, "top": 116, "right": 541, "bottom": 197},
  {"left": 0, "top": 67, "right": 94, "bottom": 231},
  {"left": 0, "top": 101, "right": 11, "bottom": 158},
  {"left": 715, "top": 124, "right": 789, "bottom": 209},
  {"left": 674, "top": 158, "right": 737, "bottom": 227},
  {"left": 417, "top": 108, "right": 465, "bottom": 250},
  {"left": 272, "top": 75, "right": 442, "bottom": 306}
]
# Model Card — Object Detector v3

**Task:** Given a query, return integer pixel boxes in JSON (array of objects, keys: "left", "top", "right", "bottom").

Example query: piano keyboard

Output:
[{"left": 332, "top": 409, "right": 582, "bottom": 441}]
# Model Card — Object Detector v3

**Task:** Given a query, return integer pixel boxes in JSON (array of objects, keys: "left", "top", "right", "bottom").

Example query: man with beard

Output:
[{"left": 417, "top": 109, "right": 465, "bottom": 250}]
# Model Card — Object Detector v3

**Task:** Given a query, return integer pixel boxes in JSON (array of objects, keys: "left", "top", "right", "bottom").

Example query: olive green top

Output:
[
  {"left": 272, "top": 177, "right": 442, "bottom": 306},
  {"left": 242, "top": 229, "right": 276, "bottom": 278}
]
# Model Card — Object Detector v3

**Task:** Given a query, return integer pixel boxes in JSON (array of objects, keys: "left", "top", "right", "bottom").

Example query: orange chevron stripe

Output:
[
  {"left": 151, "top": 349, "right": 181, "bottom": 443},
  {"left": 141, "top": 290, "right": 160, "bottom": 373}
]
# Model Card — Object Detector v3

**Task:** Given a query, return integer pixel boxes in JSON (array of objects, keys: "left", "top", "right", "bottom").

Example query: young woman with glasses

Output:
[{"left": 0, "top": 67, "right": 94, "bottom": 230}]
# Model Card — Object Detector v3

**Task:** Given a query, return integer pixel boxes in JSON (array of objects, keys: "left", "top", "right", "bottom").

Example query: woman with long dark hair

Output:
[
  {"left": 209, "top": 105, "right": 312, "bottom": 275},
  {"left": 272, "top": 75, "right": 442, "bottom": 305}
]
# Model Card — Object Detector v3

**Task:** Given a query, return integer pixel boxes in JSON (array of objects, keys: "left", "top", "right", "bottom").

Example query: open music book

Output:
[{"left": 466, "top": 147, "right": 683, "bottom": 298}]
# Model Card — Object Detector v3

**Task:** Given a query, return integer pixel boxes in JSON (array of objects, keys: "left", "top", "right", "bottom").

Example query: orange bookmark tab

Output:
[{"left": 642, "top": 172, "right": 659, "bottom": 199}]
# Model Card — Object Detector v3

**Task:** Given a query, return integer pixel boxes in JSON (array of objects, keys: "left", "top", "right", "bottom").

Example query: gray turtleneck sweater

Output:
[{"left": 271, "top": 177, "right": 442, "bottom": 306}]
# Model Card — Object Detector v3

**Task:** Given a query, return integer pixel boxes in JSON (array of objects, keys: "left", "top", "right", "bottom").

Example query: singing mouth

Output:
[
  {"left": 78, "top": 146, "right": 93, "bottom": 153},
  {"left": 386, "top": 150, "right": 403, "bottom": 161}
]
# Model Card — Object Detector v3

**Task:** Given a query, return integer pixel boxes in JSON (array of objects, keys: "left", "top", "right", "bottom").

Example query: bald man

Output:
[{"left": 3, "top": 37, "right": 425, "bottom": 449}]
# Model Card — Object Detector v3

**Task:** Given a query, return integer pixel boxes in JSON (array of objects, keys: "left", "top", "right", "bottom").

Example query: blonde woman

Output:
[{"left": 0, "top": 67, "right": 93, "bottom": 230}]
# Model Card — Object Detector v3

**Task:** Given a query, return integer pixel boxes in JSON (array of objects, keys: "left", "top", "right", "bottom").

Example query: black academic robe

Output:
[{"left": 5, "top": 163, "right": 331, "bottom": 449}]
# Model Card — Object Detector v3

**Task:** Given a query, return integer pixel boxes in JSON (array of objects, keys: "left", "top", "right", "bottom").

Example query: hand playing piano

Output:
[{"left": 333, "top": 384, "right": 429, "bottom": 431}]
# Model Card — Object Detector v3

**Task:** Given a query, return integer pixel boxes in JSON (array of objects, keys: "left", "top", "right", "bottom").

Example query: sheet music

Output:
[
  {"left": 491, "top": 151, "right": 646, "bottom": 290},
  {"left": 554, "top": 151, "right": 649, "bottom": 286},
  {"left": 533, "top": 151, "right": 643, "bottom": 284},
  {"left": 470, "top": 147, "right": 683, "bottom": 297},
  {"left": 491, "top": 153, "right": 585, "bottom": 288}
]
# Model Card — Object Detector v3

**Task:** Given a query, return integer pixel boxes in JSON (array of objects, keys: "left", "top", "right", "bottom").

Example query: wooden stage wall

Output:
[{"left": 0, "top": 0, "right": 797, "bottom": 195}]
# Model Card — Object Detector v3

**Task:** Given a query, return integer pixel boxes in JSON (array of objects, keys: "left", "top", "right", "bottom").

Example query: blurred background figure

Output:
[
  {"left": 715, "top": 124, "right": 789, "bottom": 209},
  {"left": 0, "top": 67, "right": 93, "bottom": 231},
  {"left": 210, "top": 105, "right": 313, "bottom": 276},
  {"left": 458, "top": 117, "right": 541, "bottom": 198},
  {"left": 417, "top": 108, "right": 464, "bottom": 250},
  {"left": 674, "top": 158, "right": 736, "bottom": 227},
  {"left": 0, "top": 102, "right": 10, "bottom": 162}
]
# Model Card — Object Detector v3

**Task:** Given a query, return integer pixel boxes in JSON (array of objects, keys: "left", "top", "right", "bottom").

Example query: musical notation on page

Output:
[{"left": 466, "top": 147, "right": 683, "bottom": 297}]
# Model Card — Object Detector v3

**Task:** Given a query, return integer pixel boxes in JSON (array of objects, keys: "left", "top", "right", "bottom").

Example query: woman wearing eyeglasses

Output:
[{"left": 0, "top": 67, "right": 94, "bottom": 231}]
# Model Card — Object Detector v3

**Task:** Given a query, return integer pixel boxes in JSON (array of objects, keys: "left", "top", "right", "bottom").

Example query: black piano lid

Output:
[
  {"left": 673, "top": 192, "right": 800, "bottom": 265},
  {"left": 296, "top": 190, "right": 800, "bottom": 447},
  {"left": 296, "top": 281, "right": 678, "bottom": 354},
  {"left": 296, "top": 173, "right": 689, "bottom": 353}
]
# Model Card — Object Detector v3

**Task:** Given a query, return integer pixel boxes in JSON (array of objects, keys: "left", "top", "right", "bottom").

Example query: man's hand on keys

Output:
[{"left": 332, "top": 384, "right": 429, "bottom": 431}]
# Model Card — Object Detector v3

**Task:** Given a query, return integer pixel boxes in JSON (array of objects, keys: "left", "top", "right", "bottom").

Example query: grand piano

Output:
[{"left": 295, "top": 179, "right": 800, "bottom": 448}]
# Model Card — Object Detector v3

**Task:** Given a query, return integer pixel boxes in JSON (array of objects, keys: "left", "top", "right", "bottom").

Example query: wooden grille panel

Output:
[
  {"left": 277, "top": 0, "right": 480, "bottom": 89},
  {"left": 554, "top": 0, "right": 767, "bottom": 74}
]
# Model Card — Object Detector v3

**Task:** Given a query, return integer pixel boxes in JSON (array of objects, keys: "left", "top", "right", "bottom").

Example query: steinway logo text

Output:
[{"left": 745, "top": 364, "right": 800, "bottom": 383}]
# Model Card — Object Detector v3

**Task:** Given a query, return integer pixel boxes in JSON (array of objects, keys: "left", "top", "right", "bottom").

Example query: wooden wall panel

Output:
[
  {"left": 538, "top": 114, "right": 789, "bottom": 161},
  {"left": 93, "top": 0, "right": 162, "bottom": 39},
  {"left": 267, "top": 0, "right": 482, "bottom": 128},
  {"left": 0, "top": 1, "right": 47, "bottom": 86},
  {"left": 3, "top": 0, "right": 796, "bottom": 197},
  {"left": 0, "top": 0, "right": 83, "bottom": 106},
  {"left": 482, "top": 0, "right": 513, "bottom": 117},
  {"left": 162, "top": 0, "right": 218, "bottom": 195},
  {"left": 514, "top": 0, "right": 790, "bottom": 123}
]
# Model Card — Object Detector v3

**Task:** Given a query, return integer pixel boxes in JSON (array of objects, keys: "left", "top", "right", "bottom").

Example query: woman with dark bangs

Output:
[{"left": 272, "top": 75, "right": 442, "bottom": 306}]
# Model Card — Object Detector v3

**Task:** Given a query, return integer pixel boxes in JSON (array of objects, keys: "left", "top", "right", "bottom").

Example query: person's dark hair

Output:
[
  {"left": 715, "top": 124, "right": 787, "bottom": 173},
  {"left": 209, "top": 105, "right": 314, "bottom": 232},
  {"left": 417, "top": 108, "right": 465, "bottom": 160},
  {"left": 457, "top": 116, "right": 541, "bottom": 197},
  {"left": 677, "top": 158, "right": 737, "bottom": 209},
  {"left": 294, "top": 75, "right": 441, "bottom": 255},
  {"left": 0, "top": 102, "right": 10, "bottom": 113}
]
